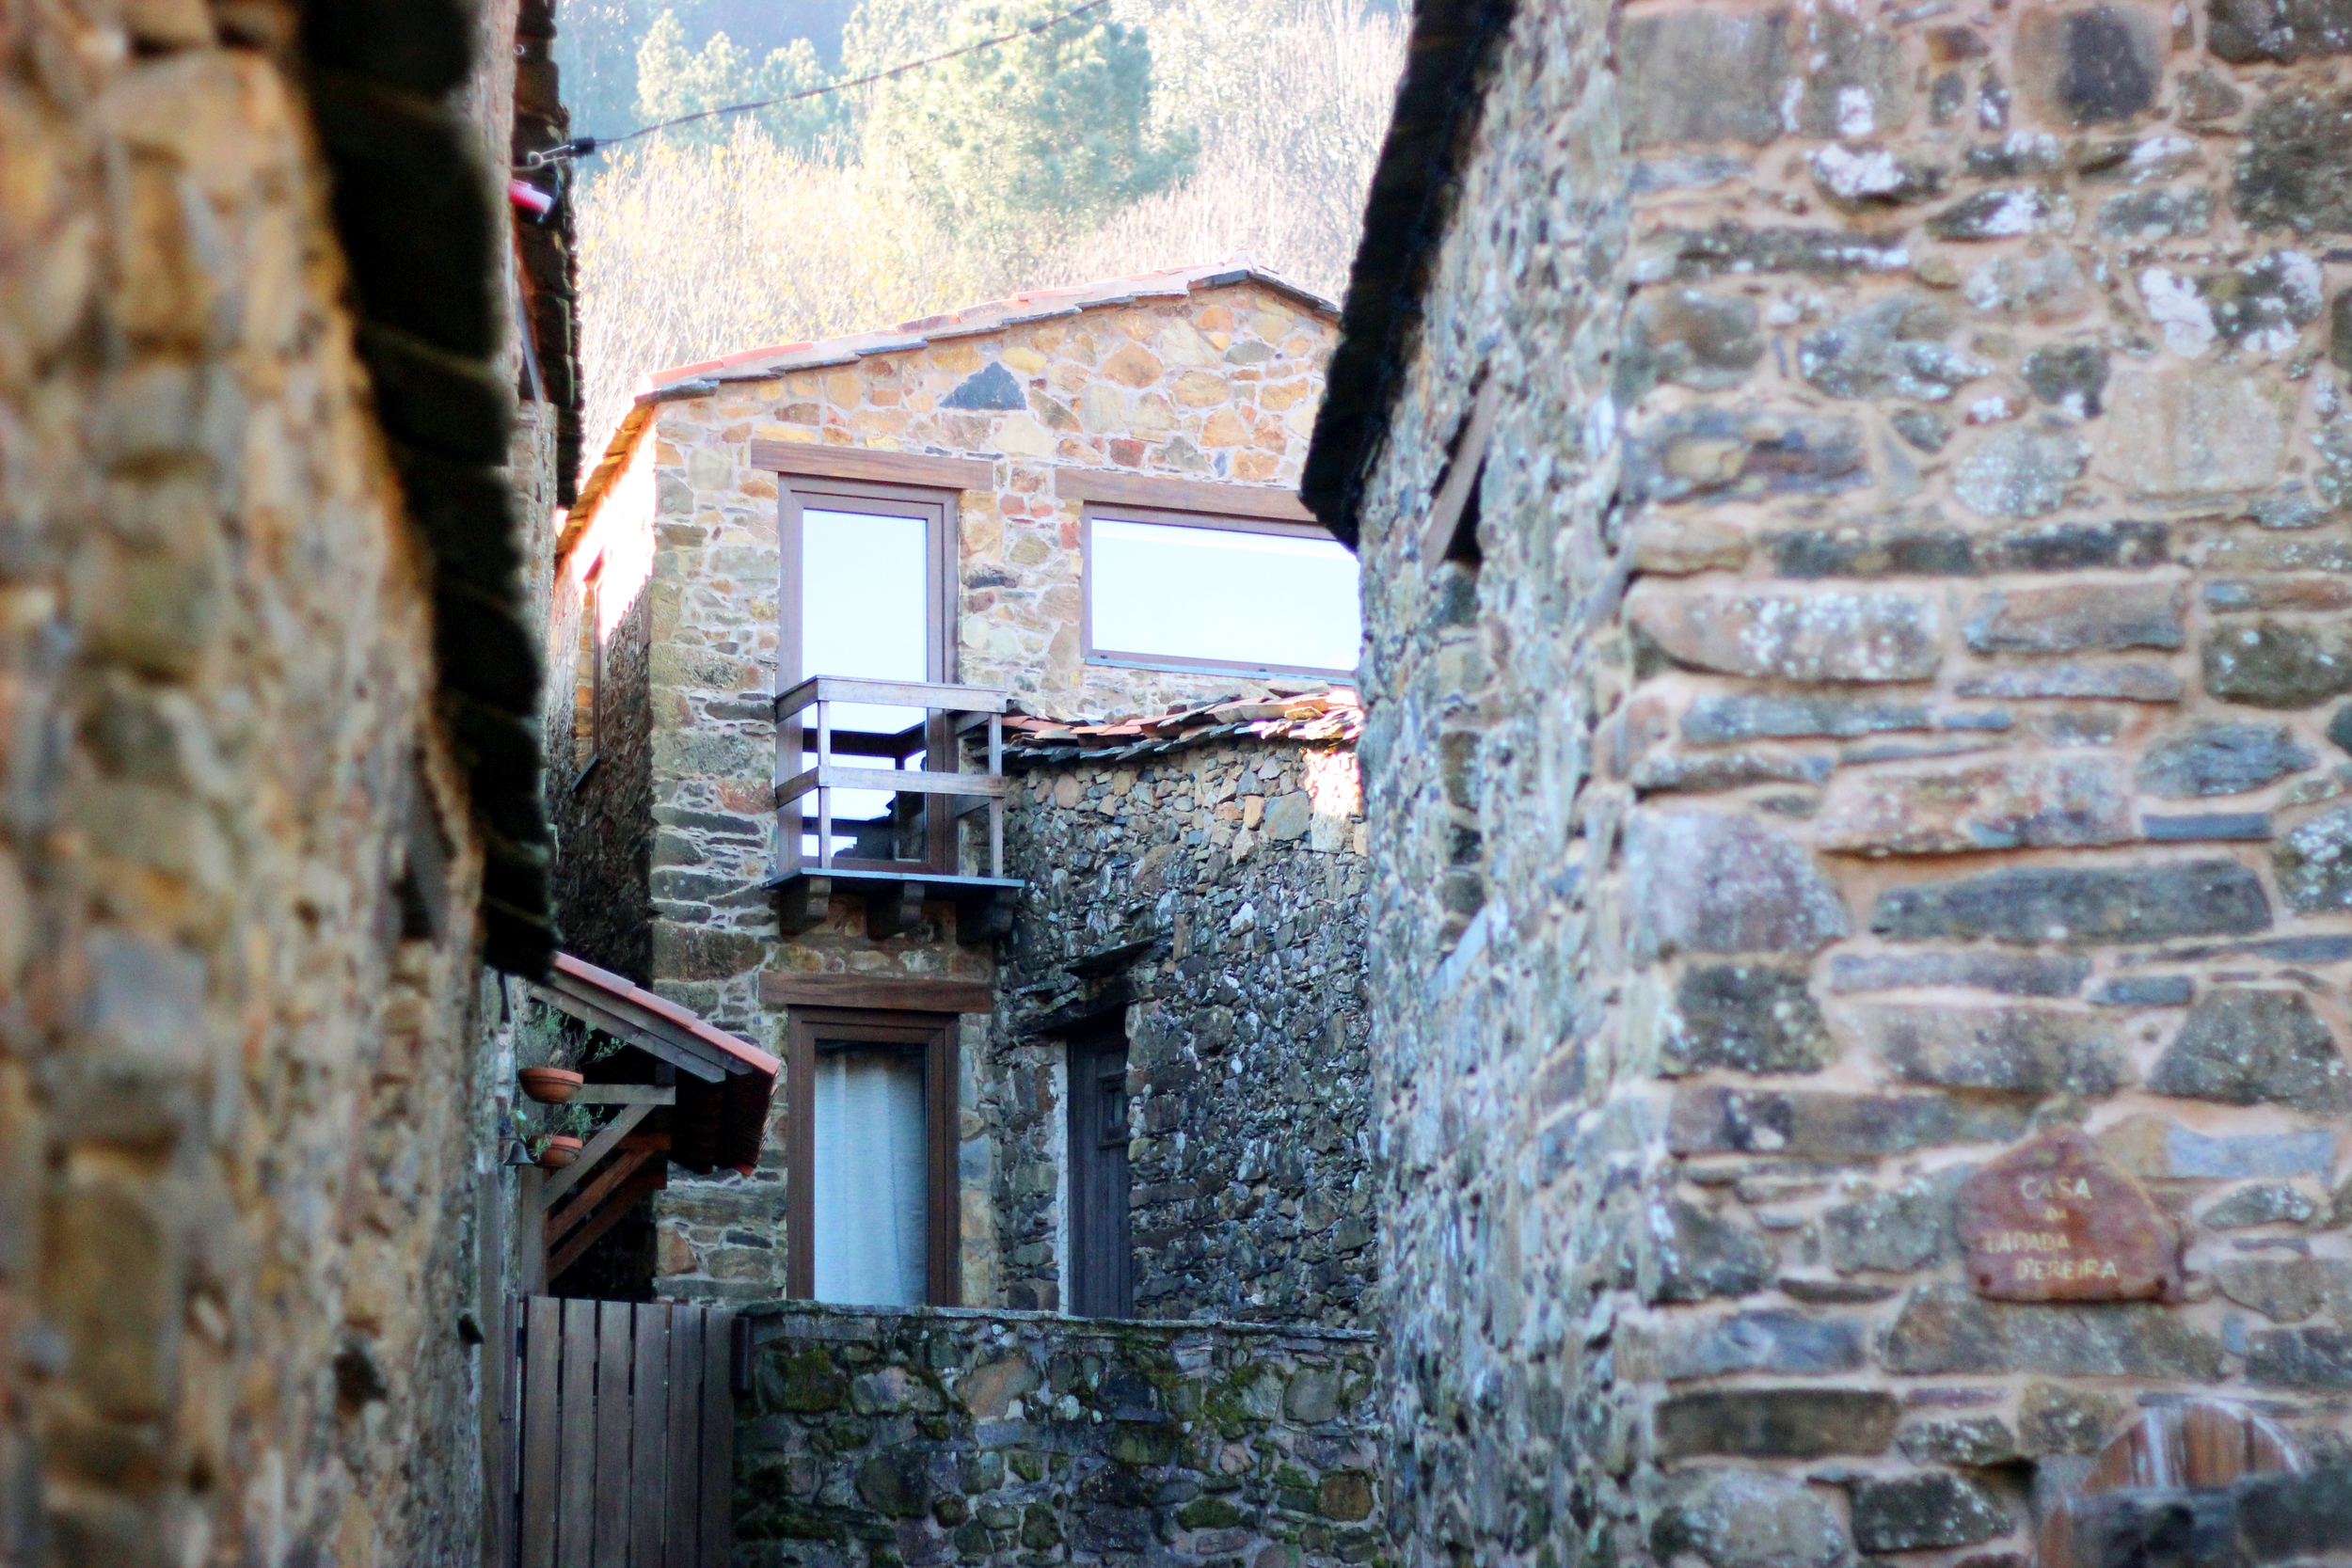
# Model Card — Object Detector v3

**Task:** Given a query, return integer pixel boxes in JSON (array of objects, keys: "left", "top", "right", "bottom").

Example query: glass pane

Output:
[
  {"left": 799, "top": 507, "right": 931, "bottom": 857},
  {"left": 1089, "top": 518, "right": 1360, "bottom": 673},
  {"left": 811, "top": 1045, "right": 928, "bottom": 1307}
]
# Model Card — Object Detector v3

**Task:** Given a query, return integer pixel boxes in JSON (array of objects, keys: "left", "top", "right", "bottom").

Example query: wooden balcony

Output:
[{"left": 764, "top": 675, "right": 1022, "bottom": 942}]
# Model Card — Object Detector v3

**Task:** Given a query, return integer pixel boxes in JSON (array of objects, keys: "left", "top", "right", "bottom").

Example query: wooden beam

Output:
[
  {"left": 547, "top": 1135, "right": 669, "bottom": 1245},
  {"left": 1420, "top": 375, "right": 1502, "bottom": 565},
  {"left": 568, "top": 1084, "right": 676, "bottom": 1105},
  {"left": 758, "top": 973, "right": 995, "bottom": 1013},
  {"left": 866, "top": 880, "right": 927, "bottom": 941},
  {"left": 527, "top": 983, "right": 730, "bottom": 1083},
  {"left": 749, "top": 440, "right": 993, "bottom": 492},
  {"left": 547, "top": 1164, "right": 667, "bottom": 1281},
  {"left": 774, "top": 674, "right": 1009, "bottom": 716},
  {"left": 775, "top": 874, "right": 833, "bottom": 937},
  {"left": 540, "top": 1101, "right": 655, "bottom": 1205},
  {"left": 774, "top": 764, "right": 1008, "bottom": 807},
  {"left": 1057, "top": 468, "right": 1317, "bottom": 524}
]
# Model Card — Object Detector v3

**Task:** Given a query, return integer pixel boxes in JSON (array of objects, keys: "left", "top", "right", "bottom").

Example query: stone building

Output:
[
  {"left": 543, "top": 262, "right": 1382, "bottom": 1330},
  {"left": 1306, "top": 1, "right": 2352, "bottom": 1565},
  {"left": 0, "top": 1, "right": 571, "bottom": 1564}
]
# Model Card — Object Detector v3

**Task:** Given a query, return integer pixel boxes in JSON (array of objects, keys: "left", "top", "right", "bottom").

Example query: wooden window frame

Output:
[
  {"left": 1079, "top": 502, "right": 1358, "bottom": 680},
  {"left": 784, "top": 1007, "right": 961, "bottom": 1307},
  {"left": 778, "top": 479, "right": 961, "bottom": 873}
]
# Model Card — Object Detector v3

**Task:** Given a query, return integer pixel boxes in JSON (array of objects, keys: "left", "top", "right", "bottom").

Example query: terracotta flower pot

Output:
[
  {"left": 518, "top": 1067, "right": 584, "bottom": 1104},
  {"left": 536, "top": 1135, "right": 583, "bottom": 1170}
]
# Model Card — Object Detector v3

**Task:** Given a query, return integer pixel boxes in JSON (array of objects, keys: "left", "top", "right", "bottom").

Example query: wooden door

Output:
[
  {"left": 1068, "top": 1029, "right": 1133, "bottom": 1318},
  {"left": 2037, "top": 1400, "right": 2302, "bottom": 1568},
  {"left": 502, "top": 1297, "right": 738, "bottom": 1568}
]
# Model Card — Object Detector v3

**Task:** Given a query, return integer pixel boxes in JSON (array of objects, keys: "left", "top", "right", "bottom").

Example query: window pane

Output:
[
  {"left": 800, "top": 507, "right": 930, "bottom": 853},
  {"left": 1089, "top": 518, "right": 1360, "bottom": 673},
  {"left": 811, "top": 1046, "right": 927, "bottom": 1307}
]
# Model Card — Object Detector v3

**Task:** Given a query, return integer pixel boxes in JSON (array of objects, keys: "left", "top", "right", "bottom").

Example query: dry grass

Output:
[
  {"left": 574, "top": 131, "right": 991, "bottom": 451},
  {"left": 1049, "top": 0, "right": 1406, "bottom": 304},
  {"left": 572, "top": 0, "right": 1406, "bottom": 453}
]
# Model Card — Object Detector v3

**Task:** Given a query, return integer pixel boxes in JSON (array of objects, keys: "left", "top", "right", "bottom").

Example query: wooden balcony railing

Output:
[{"left": 765, "top": 675, "right": 1020, "bottom": 942}]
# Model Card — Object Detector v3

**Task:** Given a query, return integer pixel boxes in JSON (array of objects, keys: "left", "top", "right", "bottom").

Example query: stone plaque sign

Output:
[{"left": 1957, "top": 1130, "right": 2183, "bottom": 1303}]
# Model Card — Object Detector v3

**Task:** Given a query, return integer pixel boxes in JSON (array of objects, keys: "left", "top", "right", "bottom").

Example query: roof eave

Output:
[{"left": 1299, "top": 0, "right": 1521, "bottom": 548}]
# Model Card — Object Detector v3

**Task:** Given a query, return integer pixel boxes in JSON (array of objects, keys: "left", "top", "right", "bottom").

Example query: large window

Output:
[
  {"left": 1083, "top": 505, "right": 1360, "bottom": 677},
  {"left": 785, "top": 1009, "right": 959, "bottom": 1306},
  {"left": 778, "top": 481, "right": 956, "bottom": 867}
]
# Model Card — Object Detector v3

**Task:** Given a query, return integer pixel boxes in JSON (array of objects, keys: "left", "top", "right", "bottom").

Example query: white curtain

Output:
[{"left": 812, "top": 1048, "right": 928, "bottom": 1306}]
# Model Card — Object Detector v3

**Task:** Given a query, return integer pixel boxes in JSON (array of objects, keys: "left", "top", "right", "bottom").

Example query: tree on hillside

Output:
[
  {"left": 850, "top": 0, "right": 1194, "bottom": 264},
  {"left": 634, "top": 10, "right": 849, "bottom": 155},
  {"left": 552, "top": 0, "right": 660, "bottom": 138}
]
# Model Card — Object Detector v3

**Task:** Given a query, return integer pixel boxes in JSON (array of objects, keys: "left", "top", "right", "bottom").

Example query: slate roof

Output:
[
  {"left": 301, "top": 0, "right": 567, "bottom": 973},
  {"left": 998, "top": 687, "right": 1361, "bottom": 767},
  {"left": 646, "top": 256, "right": 1335, "bottom": 392},
  {"left": 1298, "top": 0, "right": 1520, "bottom": 546},
  {"left": 563, "top": 256, "right": 1336, "bottom": 553}
]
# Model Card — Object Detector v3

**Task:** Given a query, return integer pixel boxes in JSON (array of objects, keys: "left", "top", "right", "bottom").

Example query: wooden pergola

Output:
[{"left": 518, "top": 954, "right": 780, "bottom": 1289}]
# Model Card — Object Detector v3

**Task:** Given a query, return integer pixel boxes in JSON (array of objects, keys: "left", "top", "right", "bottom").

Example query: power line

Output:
[{"left": 526, "top": 0, "right": 1115, "bottom": 166}]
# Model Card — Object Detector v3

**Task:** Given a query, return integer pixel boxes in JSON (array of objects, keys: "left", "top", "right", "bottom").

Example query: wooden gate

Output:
[{"left": 499, "top": 1297, "right": 739, "bottom": 1568}]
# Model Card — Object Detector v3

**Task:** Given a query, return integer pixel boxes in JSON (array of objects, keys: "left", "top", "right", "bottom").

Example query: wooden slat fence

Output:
[{"left": 501, "top": 1297, "right": 739, "bottom": 1568}]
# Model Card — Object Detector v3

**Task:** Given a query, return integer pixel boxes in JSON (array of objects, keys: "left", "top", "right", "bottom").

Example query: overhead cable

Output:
[{"left": 525, "top": 0, "right": 1114, "bottom": 166}]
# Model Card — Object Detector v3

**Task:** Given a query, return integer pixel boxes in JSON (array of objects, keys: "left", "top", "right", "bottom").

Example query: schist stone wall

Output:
[
  {"left": 540, "top": 277, "right": 1343, "bottom": 1307},
  {"left": 0, "top": 1, "right": 559, "bottom": 1563},
  {"left": 733, "top": 1302, "right": 1385, "bottom": 1568},
  {"left": 1329, "top": 0, "right": 2352, "bottom": 1564},
  {"left": 989, "top": 726, "right": 1375, "bottom": 1326}
]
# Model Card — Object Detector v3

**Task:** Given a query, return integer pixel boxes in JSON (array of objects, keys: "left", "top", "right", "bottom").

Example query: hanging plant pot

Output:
[
  {"left": 535, "top": 1134, "right": 583, "bottom": 1170},
  {"left": 518, "top": 1068, "right": 584, "bottom": 1104}
]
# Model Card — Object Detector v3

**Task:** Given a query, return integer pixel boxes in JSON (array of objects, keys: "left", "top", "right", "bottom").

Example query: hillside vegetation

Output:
[{"left": 563, "top": 0, "right": 1405, "bottom": 450}]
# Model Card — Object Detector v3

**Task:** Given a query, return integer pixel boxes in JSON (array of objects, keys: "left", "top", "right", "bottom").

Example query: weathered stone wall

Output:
[
  {"left": 1344, "top": 0, "right": 2352, "bottom": 1562},
  {"left": 988, "top": 739, "right": 1376, "bottom": 1326},
  {"left": 550, "top": 576, "right": 657, "bottom": 980},
  {"left": 641, "top": 278, "right": 1335, "bottom": 723},
  {"left": 0, "top": 5, "right": 533, "bottom": 1564},
  {"left": 599, "top": 277, "right": 1338, "bottom": 1023},
  {"left": 735, "top": 1301, "right": 1385, "bottom": 1568},
  {"left": 544, "top": 281, "right": 1347, "bottom": 1310}
]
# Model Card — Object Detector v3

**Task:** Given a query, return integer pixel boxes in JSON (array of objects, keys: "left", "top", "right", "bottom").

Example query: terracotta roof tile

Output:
[
  {"left": 644, "top": 256, "right": 1334, "bottom": 394},
  {"left": 998, "top": 686, "right": 1361, "bottom": 764}
]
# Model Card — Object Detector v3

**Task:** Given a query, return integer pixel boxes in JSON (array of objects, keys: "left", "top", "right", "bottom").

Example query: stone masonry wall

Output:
[
  {"left": 546, "top": 281, "right": 1343, "bottom": 1308},
  {"left": 623, "top": 277, "right": 1337, "bottom": 1022},
  {"left": 1346, "top": 0, "right": 2352, "bottom": 1565},
  {"left": 550, "top": 577, "right": 657, "bottom": 981},
  {"left": 989, "top": 738, "right": 1375, "bottom": 1324},
  {"left": 0, "top": 7, "right": 519, "bottom": 1565},
  {"left": 734, "top": 1301, "right": 1385, "bottom": 1568}
]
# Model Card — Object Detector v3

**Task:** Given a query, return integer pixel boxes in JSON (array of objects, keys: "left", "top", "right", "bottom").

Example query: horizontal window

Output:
[{"left": 1084, "top": 509, "right": 1360, "bottom": 676}]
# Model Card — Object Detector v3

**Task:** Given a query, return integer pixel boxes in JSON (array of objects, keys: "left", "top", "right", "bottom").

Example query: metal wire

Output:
[{"left": 524, "top": 0, "right": 1115, "bottom": 167}]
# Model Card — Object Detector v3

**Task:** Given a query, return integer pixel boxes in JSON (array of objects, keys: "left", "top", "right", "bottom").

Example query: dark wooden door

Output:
[{"left": 1068, "top": 1030, "right": 1132, "bottom": 1318}]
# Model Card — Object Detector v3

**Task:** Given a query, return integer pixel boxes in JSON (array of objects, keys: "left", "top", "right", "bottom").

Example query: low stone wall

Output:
[{"left": 734, "top": 1303, "right": 1387, "bottom": 1568}]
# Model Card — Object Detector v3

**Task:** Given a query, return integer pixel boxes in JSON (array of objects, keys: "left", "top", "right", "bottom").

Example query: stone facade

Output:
[
  {"left": 1306, "top": 0, "right": 2352, "bottom": 1564},
  {"left": 990, "top": 726, "right": 1375, "bottom": 1325},
  {"left": 0, "top": 2, "right": 564, "bottom": 1564},
  {"left": 545, "top": 266, "right": 1377, "bottom": 1325},
  {"left": 735, "top": 1301, "right": 1384, "bottom": 1568}
]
